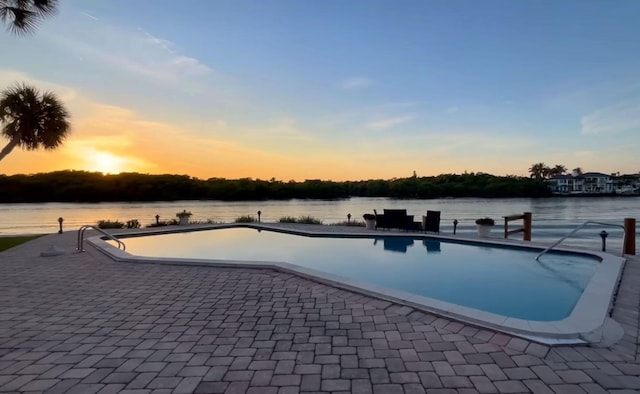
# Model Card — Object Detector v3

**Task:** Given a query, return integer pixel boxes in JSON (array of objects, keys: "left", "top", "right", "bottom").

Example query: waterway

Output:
[{"left": 0, "top": 197, "right": 636, "bottom": 252}]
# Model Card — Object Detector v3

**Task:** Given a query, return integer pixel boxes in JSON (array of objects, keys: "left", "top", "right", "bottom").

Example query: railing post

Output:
[
  {"left": 523, "top": 212, "right": 532, "bottom": 241},
  {"left": 503, "top": 217, "right": 508, "bottom": 239},
  {"left": 624, "top": 218, "right": 636, "bottom": 255}
]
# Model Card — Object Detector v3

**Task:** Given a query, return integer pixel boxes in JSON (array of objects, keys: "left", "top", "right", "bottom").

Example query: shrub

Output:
[
  {"left": 97, "top": 220, "right": 124, "bottom": 229},
  {"left": 147, "top": 219, "right": 179, "bottom": 228},
  {"left": 296, "top": 215, "right": 323, "bottom": 225},
  {"left": 235, "top": 215, "right": 257, "bottom": 223},
  {"left": 190, "top": 219, "right": 217, "bottom": 225},
  {"left": 363, "top": 213, "right": 375, "bottom": 220},
  {"left": 331, "top": 220, "right": 365, "bottom": 227},
  {"left": 126, "top": 219, "right": 141, "bottom": 229},
  {"left": 475, "top": 217, "right": 495, "bottom": 226},
  {"left": 278, "top": 216, "right": 323, "bottom": 225}
]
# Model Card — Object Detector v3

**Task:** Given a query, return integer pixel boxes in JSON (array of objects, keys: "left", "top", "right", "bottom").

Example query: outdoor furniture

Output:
[
  {"left": 422, "top": 210, "right": 441, "bottom": 234},
  {"left": 375, "top": 209, "right": 414, "bottom": 231}
]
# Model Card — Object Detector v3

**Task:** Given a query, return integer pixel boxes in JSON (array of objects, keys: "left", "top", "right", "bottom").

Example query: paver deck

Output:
[{"left": 1, "top": 228, "right": 639, "bottom": 393}]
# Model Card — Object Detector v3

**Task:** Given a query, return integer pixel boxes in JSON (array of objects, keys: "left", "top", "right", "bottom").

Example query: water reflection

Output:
[
  {"left": 422, "top": 239, "right": 441, "bottom": 253},
  {"left": 371, "top": 237, "right": 443, "bottom": 254},
  {"left": 373, "top": 237, "right": 414, "bottom": 253}
]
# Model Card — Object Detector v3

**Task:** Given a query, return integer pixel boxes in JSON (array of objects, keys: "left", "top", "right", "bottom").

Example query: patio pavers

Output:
[{"left": 0, "top": 230, "right": 639, "bottom": 393}]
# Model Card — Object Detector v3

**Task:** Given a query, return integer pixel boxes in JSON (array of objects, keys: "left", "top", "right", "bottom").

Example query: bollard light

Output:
[
  {"left": 155, "top": 214, "right": 160, "bottom": 224},
  {"left": 257, "top": 210, "right": 262, "bottom": 223},
  {"left": 347, "top": 213, "right": 351, "bottom": 224},
  {"left": 600, "top": 230, "right": 608, "bottom": 252},
  {"left": 58, "top": 217, "right": 64, "bottom": 234},
  {"left": 453, "top": 219, "right": 458, "bottom": 235}
]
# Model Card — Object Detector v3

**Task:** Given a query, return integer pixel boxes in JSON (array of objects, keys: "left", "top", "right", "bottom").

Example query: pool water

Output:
[{"left": 117, "top": 227, "right": 600, "bottom": 321}]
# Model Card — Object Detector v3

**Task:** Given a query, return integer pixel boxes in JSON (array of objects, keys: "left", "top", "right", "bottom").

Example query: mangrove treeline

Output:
[{"left": 0, "top": 171, "right": 552, "bottom": 202}]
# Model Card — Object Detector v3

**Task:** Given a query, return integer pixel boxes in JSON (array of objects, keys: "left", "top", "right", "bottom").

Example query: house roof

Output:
[{"left": 582, "top": 172, "right": 610, "bottom": 177}]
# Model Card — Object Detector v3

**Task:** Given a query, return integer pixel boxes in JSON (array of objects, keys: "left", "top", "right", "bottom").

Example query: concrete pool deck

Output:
[{"left": 1, "top": 226, "right": 639, "bottom": 393}]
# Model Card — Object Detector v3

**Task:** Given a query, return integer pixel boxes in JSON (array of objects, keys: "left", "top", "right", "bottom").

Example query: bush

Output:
[
  {"left": 475, "top": 217, "right": 495, "bottom": 226},
  {"left": 146, "top": 219, "right": 178, "bottom": 227},
  {"left": 297, "top": 215, "right": 322, "bottom": 224},
  {"left": 190, "top": 219, "right": 217, "bottom": 225},
  {"left": 97, "top": 220, "right": 124, "bottom": 229},
  {"left": 363, "top": 213, "right": 375, "bottom": 220},
  {"left": 331, "top": 220, "right": 365, "bottom": 227},
  {"left": 126, "top": 219, "right": 141, "bottom": 229},
  {"left": 278, "top": 215, "right": 323, "bottom": 225},
  {"left": 234, "top": 215, "right": 257, "bottom": 223}
]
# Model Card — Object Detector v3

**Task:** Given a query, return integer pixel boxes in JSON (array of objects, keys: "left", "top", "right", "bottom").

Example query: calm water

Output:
[
  {"left": 117, "top": 227, "right": 599, "bottom": 321},
  {"left": 1, "top": 197, "right": 637, "bottom": 251}
]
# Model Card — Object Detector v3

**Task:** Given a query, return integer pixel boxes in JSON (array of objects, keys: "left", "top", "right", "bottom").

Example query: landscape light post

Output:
[
  {"left": 347, "top": 213, "right": 351, "bottom": 224},
  {"left": 257, "top": 210, "right": 261, "bottom": 223},
  {"left": 155, "top": 214, "right": 160, "bottom": 225},
  {"left": 453, "top": 219, "right": 458, "bottom": 235},
  {"left": 600, "top": 230, "right": 608, "bottom": 252},
  {"left": 58, "top": 217, "right": 64, "bottom": 234}
]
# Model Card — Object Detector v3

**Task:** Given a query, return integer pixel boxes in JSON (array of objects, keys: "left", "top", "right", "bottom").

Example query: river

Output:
[{"left": 0, "top": 197, "right": 636, "bottom": 252}]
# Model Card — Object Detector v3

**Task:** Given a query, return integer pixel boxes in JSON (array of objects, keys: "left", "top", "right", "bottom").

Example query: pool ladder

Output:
[
  {"left": 535, "top": 221, "right": 625, "bottom": 261},
  {"left": 77, "top": 225, "right": 126, "bottom": 252}
]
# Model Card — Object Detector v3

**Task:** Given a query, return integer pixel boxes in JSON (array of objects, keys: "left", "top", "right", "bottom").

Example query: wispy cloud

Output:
[
  {"left": 365, "top": 115, "right": 415, "bottom": 130},
  {"left": 581, "top": 99, "right": 640, "bottom": 135},
  {"left": 340, "top": 77, "right": 373, "bottom": 89},
  {"left": 44, "top": 18, "right": 214, "bottom": 84},
  {"left": 81, "top": 12, "right": 98, "bottom": 21}
]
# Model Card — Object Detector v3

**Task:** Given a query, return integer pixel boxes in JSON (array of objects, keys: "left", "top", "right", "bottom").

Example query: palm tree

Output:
[
  {"left": 549, "top": 164, "right": 567, "bottom": 177},
  {"left": 0, "top": 83, "right": 70, "bottom": 162},
  {"left": 0, "top": 0, "right": 57, "bottom": 35},
  {"left": 572, "top": 167, "right": 583, "bottom": 177},
  {"left": 528, "top": 162, "right": 549, "bottom": 179}
]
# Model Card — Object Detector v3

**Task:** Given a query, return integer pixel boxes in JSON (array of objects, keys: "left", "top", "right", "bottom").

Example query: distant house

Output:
[
  {"left": 547, "top": 171, "right": 633, "bottom": 195},
  {"left": 613, "top": 173, "right": 640, "bottom": 195},
  {"left": 581, "top": 172, "right": 613, "bottom": 194},
  {"left": 547, "top": 174, "right": 575, "bottom": 194}
]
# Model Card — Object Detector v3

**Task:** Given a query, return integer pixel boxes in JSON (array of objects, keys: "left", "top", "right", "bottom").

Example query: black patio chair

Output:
[{"left": 423, "top": 210, "right": 441, "bottom": 234}]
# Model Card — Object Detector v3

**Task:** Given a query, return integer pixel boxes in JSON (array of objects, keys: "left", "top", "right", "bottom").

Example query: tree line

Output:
[{"left": 0, "top": 171, "right": 552, "bottom": 203}]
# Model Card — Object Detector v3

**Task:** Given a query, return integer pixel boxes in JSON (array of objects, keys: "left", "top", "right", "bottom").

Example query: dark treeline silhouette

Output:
[{"left": 0, "top": 171, "right": 552, "bottom": 202}]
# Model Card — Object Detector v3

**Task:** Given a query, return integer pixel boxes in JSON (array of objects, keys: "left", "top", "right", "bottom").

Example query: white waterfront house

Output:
[{"left": 548, "top": 172, "right": 637, "bottom": 195}]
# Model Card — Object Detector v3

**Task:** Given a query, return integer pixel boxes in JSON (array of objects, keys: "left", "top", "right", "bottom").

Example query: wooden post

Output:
[
  {"left": 624, "top": 218, "right": 636, "bottom": 255},
  {"left": 523, "top": 212, "right": 532, "bottom": 241}
]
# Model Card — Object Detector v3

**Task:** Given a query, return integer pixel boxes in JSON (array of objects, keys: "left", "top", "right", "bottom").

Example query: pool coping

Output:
[{"left": 87, "top": 223, "right": 626, "bottom": 344}]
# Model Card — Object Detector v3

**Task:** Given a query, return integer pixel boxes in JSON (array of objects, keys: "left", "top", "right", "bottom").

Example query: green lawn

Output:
[{"left": 0, "top": 235, "right": 44, "bottom": 252}]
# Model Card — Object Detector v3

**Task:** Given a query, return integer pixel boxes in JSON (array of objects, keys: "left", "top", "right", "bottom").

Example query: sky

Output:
[{"left": 1, "top": 0, "right": 639, "bottom": 181}]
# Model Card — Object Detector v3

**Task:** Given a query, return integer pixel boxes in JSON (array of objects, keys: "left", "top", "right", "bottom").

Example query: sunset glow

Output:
[
  {"left": 91, "top": 152, "right": 125, "bottom": 175},
  {"left": 1, "top": 1, "right": 639, "bottom": 180}
]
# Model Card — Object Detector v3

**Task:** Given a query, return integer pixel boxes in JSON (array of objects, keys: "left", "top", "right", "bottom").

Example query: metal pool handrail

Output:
[
  {"left": 535, "top": 221, "right": 625, "bottom": 261},
  {"left": 77, "top": 225, "right": 126, "bottom": 252}
]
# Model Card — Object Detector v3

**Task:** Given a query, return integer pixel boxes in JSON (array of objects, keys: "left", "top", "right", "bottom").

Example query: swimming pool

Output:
[{"left": 95, "top": 224, "right": 625, "bottom": 342}]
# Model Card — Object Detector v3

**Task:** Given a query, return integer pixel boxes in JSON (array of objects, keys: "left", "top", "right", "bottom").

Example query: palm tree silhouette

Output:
[
  {"left": 528, "top": 162, "right": 549, "bottom": 179},
  {"left": 0, "top": 0, "right": 58, "bottom": 35},
  {"left": 0, "top": 84, "right": 70, "bottom": 162}
]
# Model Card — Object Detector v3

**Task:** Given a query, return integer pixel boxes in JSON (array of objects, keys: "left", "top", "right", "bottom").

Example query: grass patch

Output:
[
  {"left": 234, "top": 215, "right": 257, "bottom": 223},
  {"left": 330, "top": 220, "right": 365, "bottom": 227},
  {"left": 97, "top": 220, "right": 124, "bottom": 229},
  {"left": 0, "top": 235, "right": 44, "bottom": 252},
  {"left": 278, "top": 215, "right": 323, "bottom": 225}
]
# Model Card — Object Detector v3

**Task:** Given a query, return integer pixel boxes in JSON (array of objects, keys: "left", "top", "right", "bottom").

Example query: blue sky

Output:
[{"left": 1, "top": 0, "right": 639, "bottom": 180}]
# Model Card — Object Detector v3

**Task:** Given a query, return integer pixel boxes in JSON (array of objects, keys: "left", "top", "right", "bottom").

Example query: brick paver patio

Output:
[{"left": 1, "top": 229, "right": 639, "bottom": 393}]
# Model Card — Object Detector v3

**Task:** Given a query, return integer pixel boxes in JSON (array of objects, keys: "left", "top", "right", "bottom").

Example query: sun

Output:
[{"left": 93, "top": 152, "right": 125, "bottom": 174}]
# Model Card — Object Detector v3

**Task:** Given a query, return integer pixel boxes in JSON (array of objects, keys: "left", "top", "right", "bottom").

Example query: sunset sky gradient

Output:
[{"left": 1, "top": 0, "right": 639, "bottom": 180}]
